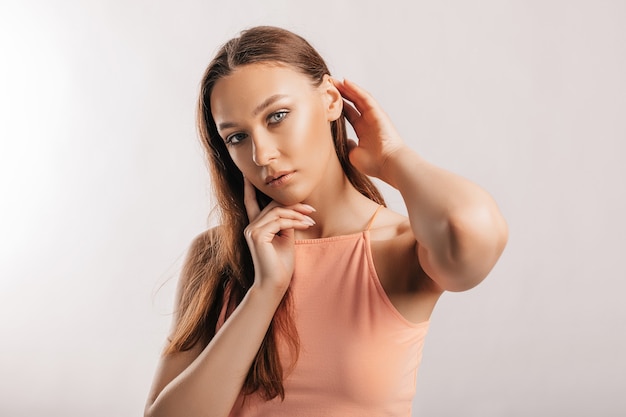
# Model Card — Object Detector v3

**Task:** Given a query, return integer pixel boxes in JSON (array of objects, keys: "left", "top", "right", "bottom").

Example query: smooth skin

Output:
[{"left": 145, "top": 63, "right": 508, "bottom": 417}]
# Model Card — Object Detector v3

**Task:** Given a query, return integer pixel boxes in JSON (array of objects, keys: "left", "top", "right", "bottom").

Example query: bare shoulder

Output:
[
  {"left": 368, "top": 207, "right": 443, "bottom": 323},
  {"left": 368, "top": 207, "right": 412, "bottom": 238},
  {"left": 187, "top": 226, "right": 221, "bottom": 260},
  {"left": 179, "top": 227, "right": 221, "bottom": 278},
  {"left": 145, "top": 228, "right": 220, "bottom": 409},
  {"left": 171, "top": 226, "right": 223, "bottom": 324},
  {"left": 174, "top": 225, "right": 222, "bottom": 332}
]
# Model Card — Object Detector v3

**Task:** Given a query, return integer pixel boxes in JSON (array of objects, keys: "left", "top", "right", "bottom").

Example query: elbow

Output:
[
  {"left": 451, "top": 199, "right": 508, "bottom": 259},
  {"left": 144, "top": 403, "right": 156, "bottom": 417},
  {"left": 144, "top": 397, "right": 164, "bottom": 417},
  {"left": 435, "top": 205, "right": 508, "bottom": 292},
  {"left": 481, "top": 205, "right": 509, "bottom": 265}
]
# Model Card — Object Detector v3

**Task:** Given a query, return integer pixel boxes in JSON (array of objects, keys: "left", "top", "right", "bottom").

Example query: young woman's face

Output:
[{"left": 210, "top": 63, "right": 342, "bottom": 206}]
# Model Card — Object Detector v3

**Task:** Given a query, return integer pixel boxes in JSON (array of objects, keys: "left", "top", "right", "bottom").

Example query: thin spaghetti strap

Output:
[{"left": 365, "top": 205, "right": 383, "bottom": 231}]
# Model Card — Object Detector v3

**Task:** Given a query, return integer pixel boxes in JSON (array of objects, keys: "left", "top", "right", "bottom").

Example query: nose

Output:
[{"left": 251, "top": 132, "right": 278, "bottom": 166}]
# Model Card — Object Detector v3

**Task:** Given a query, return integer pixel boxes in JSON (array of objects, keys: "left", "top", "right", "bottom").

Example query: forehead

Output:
[{"left": 210, "top": 63, "right": 317, "bottom": 121}]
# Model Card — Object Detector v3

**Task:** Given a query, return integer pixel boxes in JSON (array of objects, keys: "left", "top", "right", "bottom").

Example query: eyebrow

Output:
[{"left": 217, "top": 94, "right": 288, "bottom": 131}]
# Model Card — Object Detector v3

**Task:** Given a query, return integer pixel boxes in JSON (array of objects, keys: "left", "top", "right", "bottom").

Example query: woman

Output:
[{"left": 145, "top": 26, "right": 508, "bottom": 417}]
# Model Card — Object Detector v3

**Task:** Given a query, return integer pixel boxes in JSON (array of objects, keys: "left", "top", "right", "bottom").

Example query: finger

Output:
[
  {"left": 329, "top": 76, "right": 344, "bottom": 91},
  {"left": 245, "top": 217, "right": 314, "bottom": 243},
  {"left": 283, "top": 202, "right": 316, "bottom": 215},
  {"left": 243, "top": 177, "right": 261, "bottom": 222},
  {"left": 347, "top": 138, "right": 358, "bottom": 152},
  {"left": 342, "top": 99, "right": 361, "bottom": 126},
  {"left": 346, "top": 138, "right": 367, "bottom": 170},
  {"left": 331, "top": 77, "right": 350, "bottom": 99},
  {"left": 253, "top": 206, "right": 316, "bottom": 230},
  {"left": 341, "top": 78, "right": 379, "bottom": 113},
  {"left": 266, "top": 218, "right": 316, "bottom": 235}
]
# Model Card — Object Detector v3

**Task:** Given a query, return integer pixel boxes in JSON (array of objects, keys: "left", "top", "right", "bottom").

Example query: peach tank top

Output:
[{"left": 228, "top": 206, "right": 429, "bottom": 416}]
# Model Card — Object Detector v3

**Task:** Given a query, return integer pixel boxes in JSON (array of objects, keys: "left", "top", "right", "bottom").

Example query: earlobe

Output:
[{"left": 323, "top": 75, "right": 343, "bottom": 122}]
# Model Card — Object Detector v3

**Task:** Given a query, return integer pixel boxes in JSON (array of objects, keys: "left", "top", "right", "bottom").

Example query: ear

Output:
[{"left": 321, "top": 74, "right": 343, "bottom": 122}]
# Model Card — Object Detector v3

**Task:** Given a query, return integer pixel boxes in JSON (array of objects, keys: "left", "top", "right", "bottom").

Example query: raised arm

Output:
[
  {"left": 145, "top": 179, "right": 316, "bottom": 417},
  {"left": 333, "top": 78, "right": 508, "bottom": 292}
]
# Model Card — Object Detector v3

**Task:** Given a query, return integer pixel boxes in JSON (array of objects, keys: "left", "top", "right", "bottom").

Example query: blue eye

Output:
[
  {"left": 268, "top": 111, "right": 288, "bottom": 124},
  {"left": 225, "top": 132, "right": 247, "bottom": 145}
]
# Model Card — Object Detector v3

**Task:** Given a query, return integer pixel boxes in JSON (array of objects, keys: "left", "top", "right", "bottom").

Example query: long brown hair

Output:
[{"left": 165, "top": 26, "right": 386, "bottom": 401}]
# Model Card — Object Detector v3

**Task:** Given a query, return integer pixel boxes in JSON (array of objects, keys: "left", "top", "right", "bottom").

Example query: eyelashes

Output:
[
  {"left": 225, "top": 132, "right": 247, "bottom": 145},
  {"left": 268, "top": 110, "right": 288, "bottom": 124},
  {"left": 224, "top": 110, "right": 290, "bottom": 145}
]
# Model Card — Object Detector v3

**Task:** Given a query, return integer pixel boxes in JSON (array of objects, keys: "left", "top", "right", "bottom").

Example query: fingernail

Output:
[
  {"left": 302, "top": 204, "right": 316, "bottom": 212},
  {"left": 303, "top": 216, "right": 316, "bottom": 226}
]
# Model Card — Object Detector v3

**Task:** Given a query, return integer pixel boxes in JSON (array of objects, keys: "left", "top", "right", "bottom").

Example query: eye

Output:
[
  {"left": 225, "top": 132, "right": 247, "bottom": 145},
  {"left": 268, "top": 110, "right": 289, "bottom": 124}
]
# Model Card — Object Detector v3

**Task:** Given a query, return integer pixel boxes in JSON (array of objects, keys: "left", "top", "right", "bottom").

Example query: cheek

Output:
[
  {"left": 291, "top": 109, "right": 333, "bottom": 152},
  {"left": 227, "top": 146, "right": 253, "bottom": 172},
  {"left": 228, "top": 153, "right": 266, "bottom": 189}
]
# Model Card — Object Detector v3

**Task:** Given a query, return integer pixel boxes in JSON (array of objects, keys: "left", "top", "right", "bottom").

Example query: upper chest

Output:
[{"left": 293, "top": 226, "right": 440, "bottom": 324}]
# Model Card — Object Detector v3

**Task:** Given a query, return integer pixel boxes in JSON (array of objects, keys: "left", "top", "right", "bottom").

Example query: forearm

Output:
[
  {"left": 146, "top": 285, "right": 284, "bottom": 417},
  {"left": 381, "top": 146, "right": 508, "bottom": 290}
]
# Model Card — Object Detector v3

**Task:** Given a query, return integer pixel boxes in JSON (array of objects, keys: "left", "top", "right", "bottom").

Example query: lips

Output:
[{"left": 265, "top": 171, "right": 294, "bottom": 187}]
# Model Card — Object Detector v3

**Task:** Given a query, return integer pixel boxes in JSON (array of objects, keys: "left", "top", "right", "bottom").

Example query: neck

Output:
[{"left": 296, "top": 175, "right": 380, "bottom": 239}]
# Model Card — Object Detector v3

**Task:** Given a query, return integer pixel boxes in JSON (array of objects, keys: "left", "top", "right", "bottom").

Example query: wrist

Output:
[
  {"left": 379, "top": 145, "right": 422, "bottom": 188},
  {"left": 248, "top": 281, "right": 289, "bottom": 306}
]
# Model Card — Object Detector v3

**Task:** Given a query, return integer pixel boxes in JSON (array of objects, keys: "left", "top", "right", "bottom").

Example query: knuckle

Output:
[{"left": 247, "top": 227, "right": 266, "bottom": 241}]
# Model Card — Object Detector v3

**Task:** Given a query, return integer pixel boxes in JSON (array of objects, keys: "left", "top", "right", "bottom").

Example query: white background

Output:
[{"left": 1, "top": 0, "right": 625, "bottom": 416}]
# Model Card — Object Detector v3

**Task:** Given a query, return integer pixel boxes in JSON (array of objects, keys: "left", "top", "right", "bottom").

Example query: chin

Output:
[
  {"left": 271, "top": 195, "right": 305, "bottom": 207},
  {"left": 266, "top": 188, "right": 312, "bottom": 207}
]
